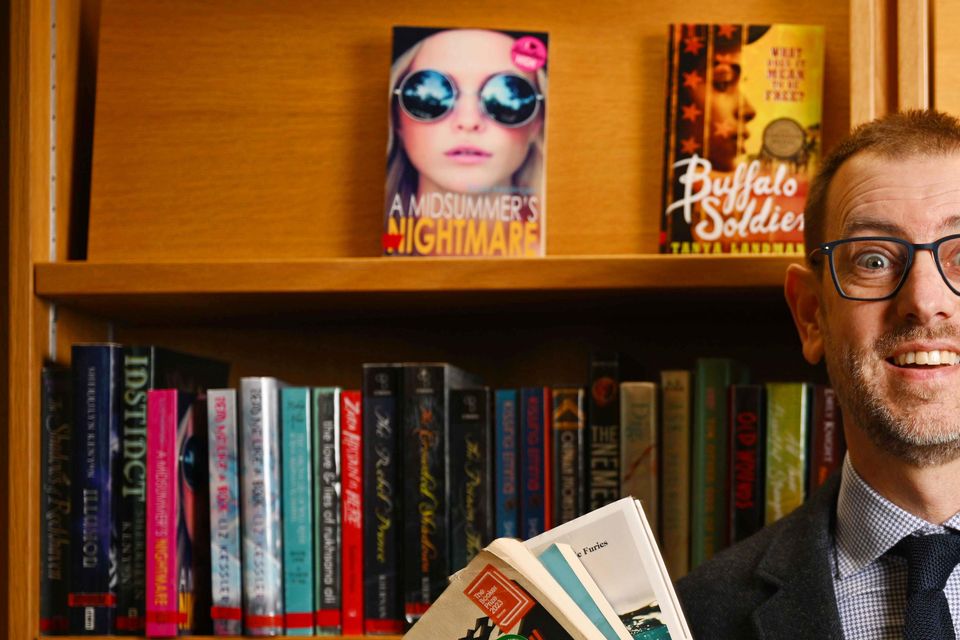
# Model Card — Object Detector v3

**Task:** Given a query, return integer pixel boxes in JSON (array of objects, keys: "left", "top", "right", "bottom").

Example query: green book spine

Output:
[
  {"left": 764, "top": 382, "right": 809, "bottom": 526},
  {"left": 691, "top": 358, "right": 748, "bottom": 568},
  {"left": 660, "top": 369, "right": 692, "bottom": 578}
]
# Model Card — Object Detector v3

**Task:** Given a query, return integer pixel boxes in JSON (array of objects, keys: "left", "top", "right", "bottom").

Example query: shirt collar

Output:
[{"left": 835, "top": 454, "right": 960, "bottom": 579}]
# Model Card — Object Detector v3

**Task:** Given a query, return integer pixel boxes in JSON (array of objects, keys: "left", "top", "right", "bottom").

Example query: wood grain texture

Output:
[
  {"left": 9, "top": 1, "right": 50, "bottom": 638},
  {"left": 849, "top": 0, "right": 896, "bottom": 124},
  {"left": 897, "top": 0, "right": 930, "bottom": 109},
  {"left": 933, "top": 0, "right": 960, "bottom": 113},
  {"left": 86, "top": 0, "right": 850, "bottom": 261}
]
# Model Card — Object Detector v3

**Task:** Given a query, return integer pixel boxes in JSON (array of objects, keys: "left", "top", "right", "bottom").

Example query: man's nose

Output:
[{"left": 895, "top": 249, "right": 958, "bottom": 324}]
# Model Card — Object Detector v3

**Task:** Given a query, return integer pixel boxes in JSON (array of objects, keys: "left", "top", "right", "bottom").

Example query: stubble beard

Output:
[{"left": 823, "top": 323, "right": 960, "bottom": 468}]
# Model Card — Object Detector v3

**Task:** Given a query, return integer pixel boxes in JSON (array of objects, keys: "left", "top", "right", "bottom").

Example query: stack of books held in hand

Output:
[{"left": 405, "top": 497, "right": 692, "bottom": 640}]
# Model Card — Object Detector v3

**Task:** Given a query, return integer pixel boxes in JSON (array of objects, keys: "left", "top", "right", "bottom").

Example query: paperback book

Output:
[
  {"left": 660, "top": 24, "right": 825, "bottom": 255},
  {"left": 312, "top": 387, "right": 342, "bottom": 635},
  {"left": 383, "top": 26, "right": 549, "bottom": 257}
]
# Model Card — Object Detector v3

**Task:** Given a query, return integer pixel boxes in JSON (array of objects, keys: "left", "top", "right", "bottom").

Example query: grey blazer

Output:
[{"left": 675, "top": 474, "right": 845, "bottom": 640}]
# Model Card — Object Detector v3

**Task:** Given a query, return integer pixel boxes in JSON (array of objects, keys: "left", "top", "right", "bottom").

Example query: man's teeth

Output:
[{"left": 893, "top": 350, "right": 960, "bottom": 366}]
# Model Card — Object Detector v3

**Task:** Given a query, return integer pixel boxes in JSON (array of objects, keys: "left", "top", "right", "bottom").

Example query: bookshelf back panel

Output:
[
  {"left": 934, "top": 0, "right": 960, "bottom": 115},
  {"left": 87, "top": 0, "right": 849, "bottom": 261}
]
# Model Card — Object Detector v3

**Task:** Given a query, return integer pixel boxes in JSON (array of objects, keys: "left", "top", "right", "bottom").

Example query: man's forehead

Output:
[{"left": 825, "top": 151, "right": 960, "bottom": 238}]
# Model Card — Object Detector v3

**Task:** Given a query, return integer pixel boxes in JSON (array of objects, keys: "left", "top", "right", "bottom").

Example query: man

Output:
[{"left": 677, "top": 109, "right": 960, "bottom": 640}]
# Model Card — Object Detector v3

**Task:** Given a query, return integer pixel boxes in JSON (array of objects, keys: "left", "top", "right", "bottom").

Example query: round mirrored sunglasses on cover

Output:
[{"left": 394, "top": 69, "right": 544, "bottom": 128}]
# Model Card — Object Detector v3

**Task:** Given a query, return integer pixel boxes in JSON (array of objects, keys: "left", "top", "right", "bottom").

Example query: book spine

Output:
[
  {"left": 117, "top": 347, "right": 151, "bottom": 633},
  {"left": 340, "top": 390, "right": 364, "bottom": 636},
  {"left": 765, "top": 382, "right": 809, "bottom": 526},
  {"left": 620, "top": 382, "right": 659, "bottom": 534},
  {"left": 402, "top": 364, "right": 448, "bottom": 621},
  {"left": 551, "top": 387, "right": 585, "bottom": 527},
  {"left": 588, "top": 353, "right": 620, "bottom": 510},
  {"left": 449, "top": 388, "right": 493, "bottom": 573},
  {"left": 180, "top": 395, "right": 213, "bottom": 634},
  {"left": 207, "top": 389, "right": 243, "bottom": 636},
  {"left": 361, "top": 365, "right": 404, "bottom": 634},
  {"left": 691, "top": 358, "right": 746, "bottom": 568},
  {"left": 281, "top": 388, "right": 315, "bottom": 636},
  {"left": 729, "top": 384, "right": 766, "bottom": 543},
  {"left": 660, "top": 370, "right": 692, "bottom": 578},
  {"left": 494, "top": 389, "right": 520, "bottom": 538},
  {"left": 146, "top": 390, "right": 179, "bottom": 638},
  {"left": 809, "top": 385, "right": 843, "bottom": 491},
  {"left": 40, "top": 364, "right": 72, "bottom": 635},
  {"left": 312, "top": 388, "right": 341, "bottom": 635},
  {"left": 69, "top": 344, "right": 121, "bottom": 634},
  {"left": 240, "top": 378, "right": 284, "bottom": 636},
  {"left": 520, "top": 387, "right": 549, "bottom": 538}
]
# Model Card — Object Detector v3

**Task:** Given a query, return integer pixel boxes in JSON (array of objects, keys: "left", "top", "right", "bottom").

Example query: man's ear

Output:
[{"left": 785, "top": 263, "right": 825, "bottom": 364}]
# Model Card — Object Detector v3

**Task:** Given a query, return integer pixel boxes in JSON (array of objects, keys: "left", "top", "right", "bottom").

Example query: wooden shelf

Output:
[{"left": 35, "top": 255, "right": 799, "bottom": 323}]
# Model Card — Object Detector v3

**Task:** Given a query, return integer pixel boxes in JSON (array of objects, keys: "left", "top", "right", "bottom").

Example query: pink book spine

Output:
[
  {"left": 146, "top": 390, "right": 179, "bottom": 637},
  {"left": 340, "top": 390, "right": 363, "bottom": 636}
]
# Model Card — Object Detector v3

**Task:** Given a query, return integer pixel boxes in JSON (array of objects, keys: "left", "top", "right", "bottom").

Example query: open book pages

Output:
[
  {"left": 537, "top": 543, "right": 632, "bottom": 640},
  {"left": 405, "top": 537, "right": 608, "bottom": 640},
  {"left": 525, "top": 497, "right": 692, "bottom": 640}
]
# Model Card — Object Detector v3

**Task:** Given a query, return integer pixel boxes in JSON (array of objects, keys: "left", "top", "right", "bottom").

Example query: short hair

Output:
[{"left": 805, "top": 109, "right": 960, "bottom": 260}]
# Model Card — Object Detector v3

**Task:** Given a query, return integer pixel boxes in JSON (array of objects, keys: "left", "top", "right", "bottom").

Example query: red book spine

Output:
[
  {"left": 542, "top": 388, "right": 553, "bottom": 531},
  {"left": 340, "top": 391, "right": 364, "bottom": 636},
  {"left": 809, "top": 385, "right": 844, "bottom": 491}
]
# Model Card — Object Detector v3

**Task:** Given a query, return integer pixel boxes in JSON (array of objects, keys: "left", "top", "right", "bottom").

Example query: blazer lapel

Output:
[{"left": 751, "top": 474, "right": 845, "bottom": 640}]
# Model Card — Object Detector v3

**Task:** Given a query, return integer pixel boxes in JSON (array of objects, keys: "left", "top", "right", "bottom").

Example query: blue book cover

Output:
[
  {"left": 521, "top": 387, "right": 549, "bottom": 538},
  {"left": 537, "top": 544, "right": 624, "bottom": 640},
  {"left": 495, "top": 389, "right": 520, "bottom": 538},
  {"left": 70, "top": 343, "right": 122, "bottom": 634},
  {"left": 281, "top": 388, "right": 315, "bottom": 635}
]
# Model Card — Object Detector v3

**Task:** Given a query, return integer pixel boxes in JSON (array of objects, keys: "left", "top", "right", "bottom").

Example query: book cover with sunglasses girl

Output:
[
  {"left": 660, "top": 24, "right": 824, "bottom": 256},
  {"left": 384, "top": 27, "right": 548, "bottom": 258}
]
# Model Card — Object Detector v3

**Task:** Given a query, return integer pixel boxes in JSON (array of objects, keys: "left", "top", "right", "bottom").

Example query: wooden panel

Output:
[
  {"left": 933, "top": 0, "right": 960, "bottom": 113},
  {"left": 849, "top": 0, "right": 897, "bottom": 124},
  {"left": 9, "top": 1, "right": 51, "bottom": 637},
  {"left": 897, "top": 0, "right": 930, "bottom": 110},
  {"left": 86, "top": 0, "right": 850, "bottom": 261}
]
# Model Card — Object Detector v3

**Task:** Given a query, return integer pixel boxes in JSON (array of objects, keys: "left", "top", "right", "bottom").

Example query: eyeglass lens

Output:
[
  {"left": 398, "top": 69, "right": 539, "bottom": 126},
  {"left": 831, "top": 237, "right": 960, "bottom": 299}
]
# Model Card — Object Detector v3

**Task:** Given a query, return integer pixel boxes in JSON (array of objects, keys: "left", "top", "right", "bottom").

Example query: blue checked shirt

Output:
[{"left": 834, "top": 456, "right": 960, "bottom": 639}]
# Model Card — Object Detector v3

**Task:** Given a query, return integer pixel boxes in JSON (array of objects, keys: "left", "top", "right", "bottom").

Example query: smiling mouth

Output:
[{"left": 889, "top": 350, "right": 960, "bottom": 367}]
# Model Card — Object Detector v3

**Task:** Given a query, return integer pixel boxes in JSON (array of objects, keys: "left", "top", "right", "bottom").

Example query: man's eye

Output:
[{"left": 856, "top": 253, "right": 891, "bottom": 270}]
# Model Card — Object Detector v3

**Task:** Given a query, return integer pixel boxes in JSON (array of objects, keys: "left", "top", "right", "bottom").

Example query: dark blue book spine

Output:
[
  {"left": 494, "top": 390, "right": 519, "bottom": 538},
  {"left": 70, "top": 344, "right": 122, "bottom": 634},
  {"left": 41, "top": 364, "right": 72, "bottom": 635},
  {"left": 520, "top": 387, "right": 546, "bottom": 538},
  {"left": 449, "top": 388, "right": 493, "bottom": 573},
  {"left": 362, "top": 364, "right": 404, "bottom": 634}
]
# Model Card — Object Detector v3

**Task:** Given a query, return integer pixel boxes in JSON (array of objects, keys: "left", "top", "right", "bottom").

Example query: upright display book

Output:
[
  {"left": 383, "top": 26, "right": 549, "bottom": 257},
  {"left": 404, "top": 538, "right": 608, "bottom": 640},
  {"left": 660, "top": 24, "right": 825, "bottom": 255},
  {"left": 525, "top": 497, "right": 692, "bottom": 640}
]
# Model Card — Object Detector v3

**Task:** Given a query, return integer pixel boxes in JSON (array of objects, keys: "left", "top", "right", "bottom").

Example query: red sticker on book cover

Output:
[{"left": 464, "top": 564, "right": 535, "bottom": 631}]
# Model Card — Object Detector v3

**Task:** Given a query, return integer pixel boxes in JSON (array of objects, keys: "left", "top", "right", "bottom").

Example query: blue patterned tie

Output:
[{"left": 897, "top": 532, "right": 960, "bottom": 640}]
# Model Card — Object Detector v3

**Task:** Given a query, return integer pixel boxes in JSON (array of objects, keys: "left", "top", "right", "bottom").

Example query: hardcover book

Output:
[
  {"left": 659, "top": 370, "right": 692, "bottom": 578},
  {"left": 526, "top": 497, "right": 692, "bottom": 640},
  {"left": 117, "top": 346, "right": 228, "bottom": 633},
  {"left": 361, "top": 365, "right": 404, "bottom": 634},
  {"left": 40, "top": 364, "right": 72, "bottom": 635},
  {"left": 495, "top": 389, "right": 521, "bottom": 538},
  {"left": 449, "top": 387, "right": 495, "bottom": 573},
  {"left": 207, "top": 389, "right": 243, "bottom": 636},
  {"left": 405, "top": 538, "right": 609, "bottom": 640},
  {"left": 729, "top": 384, "right": 766, "bottom": 543},
  {"left": 660, "top": 24, "right": 825, "bottom": 255},
  {"left": 383, "top": 26, "right": 549, "bottom": 257},
  {"left": 281, "top": 388, "right": 315, "bottom": 636},
  {"left": 239, "top": 377, "right": 285, "bottom": 636},
  {"left": 312, "top": 387, "right": 342, "bottom": 635},
  {"left": 340, "top": 390, "right": 364, "bottom": 636},
  {"left": 620, "top": 382, "right": 658, "bottom": 535},
  {"left": 552, "top": 387, "right": 586, "bottom": 526},
  {"left": 69, "top": 343, "right": 122, "bottom": 634},
  {"left": 402, "top": 364, "right": 481, "bottom": 621}
]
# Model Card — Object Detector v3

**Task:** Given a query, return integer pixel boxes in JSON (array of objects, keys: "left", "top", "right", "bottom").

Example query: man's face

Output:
[{"left": 815, "top": 151, "right": 960, "bottom": 466}]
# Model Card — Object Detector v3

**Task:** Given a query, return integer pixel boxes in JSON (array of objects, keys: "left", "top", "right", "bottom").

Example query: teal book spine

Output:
[
  {"left": 537, "top": 544, "right": 622, "bottom": 640},
  {"left": 281, "top": 387, "right": 315, "bottom": 635}
]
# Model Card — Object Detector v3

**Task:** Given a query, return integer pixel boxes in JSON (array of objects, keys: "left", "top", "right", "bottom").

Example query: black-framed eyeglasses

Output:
[
  {"left": 394, "top": 69, "right": 544, "bottom": 127},
  {"left": 811, "top": 234, "right": 960, "bottom": 301}
]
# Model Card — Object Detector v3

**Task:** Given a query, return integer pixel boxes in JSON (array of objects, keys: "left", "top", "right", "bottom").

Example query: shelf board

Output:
[{"left": 35, "top": 255, "right": 800, "bottom": 324}]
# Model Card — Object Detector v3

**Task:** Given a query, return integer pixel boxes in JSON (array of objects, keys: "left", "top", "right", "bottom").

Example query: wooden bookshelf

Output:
[{"left": 8, "top": 0, "right": 911, "bottom": 639}]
